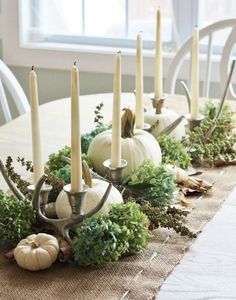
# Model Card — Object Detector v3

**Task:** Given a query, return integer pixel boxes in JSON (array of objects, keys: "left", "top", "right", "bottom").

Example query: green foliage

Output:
[
  {"left": 47, "top": 145, "right": 71, "bottom": 172},
  {"left": 185, "top": 100, "right": 236, "bottom": 166},
  {"left": 51, "top": 164, "right": 71, "bottom": 184},
  {"left": 0, "top": 190, "right": 34, "bottom": 249},
  {"left": 140, "top": 201, "right": 197, "bottom": 238},
  {"left": 73, "top": 202, "right": 150, "bottom": 266},
  {"left": 157, "top": 135, "right": 191, "bottom": 169},
  {"left": 126, "top": 160, "right": 176, "bottom": 207},
  {"left": 109, "top": 202, "right": 149, "bottom": 254},
  {"left": 81, "top": 124, "right": 108, "bottom": 154},
  {"left": 73, "top": 215, "right": 129, "bottom": 267}
]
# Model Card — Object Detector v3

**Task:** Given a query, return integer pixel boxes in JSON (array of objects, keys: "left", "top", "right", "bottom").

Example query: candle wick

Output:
[
  {"left": 195, "top": 25, "right": 198, "bottom": 28},
  {"left": 31, "top": 66, "right": 34, "bottom": 71},
  {"left": 74, "top": 61, "right": 77, "bottom": 66},
  {"left": 139, "top": 30, "right": 143, "bottom": 34},
  {"left": 117, "top": 51, "right": 122, "bottom": 55}
]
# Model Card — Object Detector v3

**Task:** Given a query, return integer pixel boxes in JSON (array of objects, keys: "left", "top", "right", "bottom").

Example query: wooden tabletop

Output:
[{"left": 0, "top": 93, "right": 189, "bottom": 191}]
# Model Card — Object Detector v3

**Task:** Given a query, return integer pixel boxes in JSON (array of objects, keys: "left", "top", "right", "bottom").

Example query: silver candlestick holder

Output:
[
  {"left": 32, "top": 175, "right": 112, "bottom": 247},
  {"left": 185, "top": 114, "right": 205, "bottom": 131},
  {"left": 28, "top": 183, "right": 52, "bottom": 214},
  {"left": 103, "top": 159, "right": 128, "bottom": 185},
  {"left": 148, "top": 93, "right": 168, "bottom": 113},
  {"left": 142, "top": 123, "right": 151, "bottom": 132}
]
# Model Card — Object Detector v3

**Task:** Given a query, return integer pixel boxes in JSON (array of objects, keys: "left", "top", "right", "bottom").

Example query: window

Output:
[
  {"left": 2, "top": 0, "right": 236, "bottom": 75},
  {"left": 21, "top": 0, "right": 174, "bottom": 49}
]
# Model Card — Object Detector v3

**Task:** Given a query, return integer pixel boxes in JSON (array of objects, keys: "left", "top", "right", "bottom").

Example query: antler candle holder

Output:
[
  {"left": 103, "top": 159, "right": 127, "bottom": 185},
  {"left": 32, "top": 175, "right": 112, "bottom": 247},
  {"left": 0, "top": 158, "right": 112, "bottom": 248}
]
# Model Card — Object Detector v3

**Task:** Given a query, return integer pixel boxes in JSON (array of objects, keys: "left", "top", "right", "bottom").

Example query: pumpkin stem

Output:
[
  {"left": 82, "top": 161, "right": 92, "bottom": 188},
  {"left": 155, "top": 99, "right": 164, "bottom": 114},
  {"left": 31, "top": 241, "right": 40, "bottom": 249},
  {"left": 121, "top": 108, "right": 135, "bottom": 138}
]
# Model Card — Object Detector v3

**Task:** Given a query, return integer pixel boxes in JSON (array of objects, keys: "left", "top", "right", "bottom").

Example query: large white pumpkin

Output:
[
  {"left": 14, "top": 233, "right": 59, "bottom": 271},
  {"left": 144, "top": 108, "right": 186, "bottom": 140},
  {"left": 87, "top": 128, "right": 162, "bottom": 178},
  {"left": 56, "top": 178, "right": 123, "bottom": 219}
]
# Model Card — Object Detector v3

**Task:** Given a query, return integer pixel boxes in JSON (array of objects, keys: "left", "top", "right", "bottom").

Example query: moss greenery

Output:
[
  {"left": 73, "top": 203, "right": 149, "bottom": 266},
  {"left": 125, "top": 160, "right": 176, "bottom": 207},
  {"left": 184, "top": 100, "right": 236, "bottom": 166},
  {"left": 157, "top": 135, "right": 191, "bottom": 169},
  {"left": 0, "top": 190, "right": 34, "bottom": 249}
]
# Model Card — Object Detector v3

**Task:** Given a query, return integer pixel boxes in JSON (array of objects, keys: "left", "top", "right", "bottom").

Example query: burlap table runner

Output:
[{"left": 0, "top": 165, "right": 235, "bottom": 300}]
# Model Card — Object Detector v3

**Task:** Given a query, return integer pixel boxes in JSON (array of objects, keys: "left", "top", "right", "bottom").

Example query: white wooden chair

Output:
[
  {"left": 165, "top": 19, "right": 236, "bottom": 99},
  {"left": 0, "top": 59, "right": 30, "bottom": 123}
]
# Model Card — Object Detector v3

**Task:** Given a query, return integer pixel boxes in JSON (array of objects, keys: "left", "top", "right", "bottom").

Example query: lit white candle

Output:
[
  {"left": 190, "top": 27, "right": 199, "bottom": 120},
  {"left": 111, "top": 52, "right": 122, "bottom": 168},
  {"left": 154, "top": 8, "right": 163, "bottom": 101},
  {"left": 135, "top": 32, "right": 144, "bottom": 129},
  {"left": 71, "top": 63, "right": 83, "bottom": 192},
  {"left": 29, "top": 67, "right": 44, "bottom": 186}
]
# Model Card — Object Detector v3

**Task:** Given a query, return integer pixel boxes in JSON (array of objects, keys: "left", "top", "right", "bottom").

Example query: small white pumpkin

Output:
[
  {"left": 88, "top": 108, "right": 162, "bottom": 178},
  {"left": 144, "top": 108, "right": 186, "bottom": 141},
  {"left": 56, "top": 178, "right": 123, "bottom": 219},
  {"left": 14, "top": 233, "right": 59, "bottom": 271}
]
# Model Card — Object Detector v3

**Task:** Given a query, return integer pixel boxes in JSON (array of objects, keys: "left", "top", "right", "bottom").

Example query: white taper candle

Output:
[
  {"left": 29, "top": 67, "right": 44, "bottom": 186},
  {"left": 154, "top": 8, "right": 163, "bottom": 101},
  {"left": 71, "top": 63, "right": 83, "bottom": 192},
  {"left": 111, "top": 52, "right": 122, "bottom": 168},
  {"left": 135, "top": 32, "right": 144, "bottom": 129}
]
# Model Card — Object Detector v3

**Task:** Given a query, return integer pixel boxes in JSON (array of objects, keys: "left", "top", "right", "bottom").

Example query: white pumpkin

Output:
[
  {"left": 144, "top": 108, "right": 186, "bottom": 140},
  {"left": 165, "top": 164, "right": 189, "bottom": 183},
  {"left": 88, "top": 129, "right": 161, "bottom": 177},
  {"left": 56, "top": 178, "right": 123, "bottom": 219},
  {"left": 14, "top": 233, "right": 59, "bottom": 271},
  {"left": 88, "top": 109, "right": 162, "bottom": 178}
]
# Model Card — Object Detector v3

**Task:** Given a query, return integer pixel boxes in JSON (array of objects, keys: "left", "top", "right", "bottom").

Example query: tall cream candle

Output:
[
  {"left": 135, "top": 32, "right": 144, "bottom": 129},
  {"left": 71, "top": 63, "right": 83, "bottom": 192},
  {"left": 154, "top": 8, "right": 163, "bottom": 101},
  {"left": 29, "top": 67, "right": 44, "bottom": 186},
  {"left": 190, "top": 27, "right": 199, "bottom": 120},
  {"left": 111, "top": 52, "right": 122, "bottom": 168}
]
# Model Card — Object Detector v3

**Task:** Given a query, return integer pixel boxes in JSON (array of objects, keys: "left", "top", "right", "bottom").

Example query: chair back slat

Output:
[
  {"left": 165, "top": 19, "right": 236, "bottom": 100},
  {"left": 203, "top": 33, "right": 213, "bottom": 98},
  {"left": 0, "top": 78, "right": 11, "bottom": 122},
  {"left": 0, "top": 59, "right": 30, "bottom": 124}
]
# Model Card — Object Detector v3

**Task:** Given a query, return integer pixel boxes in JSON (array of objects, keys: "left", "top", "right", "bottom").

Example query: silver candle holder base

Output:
[
  {"left": 63, "top": 184, "right": 88, "bottom": 216},
  {"left": 103, "top": 159, "right": 128, "bottom": 184},
  {"left": 142, "top": 123, "right": 151, "bottom": 132},
  {"left": 28, "top": 184, "right": 52, "bottom": 214},
  {"left": 148, "top": 93, "right": 168, "bottom": 113},
  {"left": 186, "top": 114, "right": 205, "bottom": 131}
]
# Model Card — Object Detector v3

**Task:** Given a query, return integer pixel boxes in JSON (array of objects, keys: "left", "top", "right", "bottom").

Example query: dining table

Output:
[{"left": 0, "top": 92, "right": 236, "bottom": 300}]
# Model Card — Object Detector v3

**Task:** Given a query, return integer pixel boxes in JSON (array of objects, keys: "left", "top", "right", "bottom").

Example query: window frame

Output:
[{"left": 1, "top": 0, "right": 222, "bottom": 84}]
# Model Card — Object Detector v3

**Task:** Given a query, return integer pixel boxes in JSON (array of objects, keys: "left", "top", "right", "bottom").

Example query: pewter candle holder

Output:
[
  {"left": 148, "top": 93, "right": 168, "bottom": 113},
  {"left": 103, "top": 159, "right": 128, "bottom": 185},
  {"left": 142, "top": 123, "right": 151, "bottom": 132},
  {"left": 63, "top": 184, "right": 88, "bottom": 216},
  {"left": 28, "top": 183, "right": 52, "bottom": 214},
  {"left": 185, "top": 114, "right": 205, "bottom": 131}
]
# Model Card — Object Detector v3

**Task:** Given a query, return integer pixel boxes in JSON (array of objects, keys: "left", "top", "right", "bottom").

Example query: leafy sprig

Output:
[
  {"left": 73, "top": 202, "right": 149, "bottom": 266},
  {"left": 125, "top": 160, "right": 176, "bottom": 207},
  {"left": 157, "top": 135, "right": 191, "bottom": 169},
  {"left": 0, "top": 190, "right": 35, "bottom": 249},
  {"left": 185, "top": 100, "right": 236, "bottom": 166}
]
